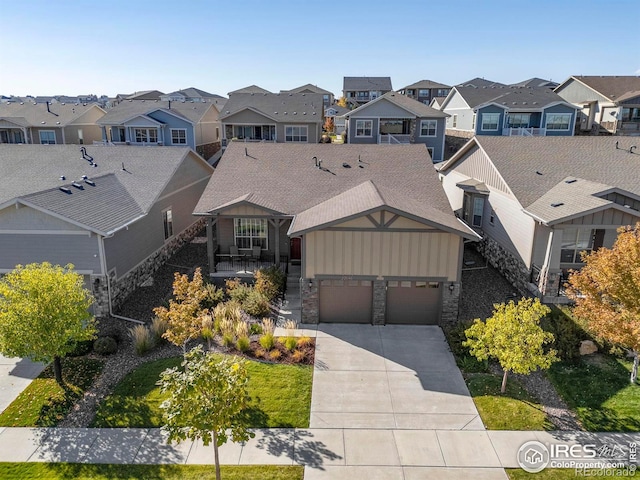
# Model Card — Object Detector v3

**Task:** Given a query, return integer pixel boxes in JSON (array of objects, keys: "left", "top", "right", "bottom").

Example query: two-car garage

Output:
[{"left": 318, "top": 279, "right": 442, "bottom": 325}]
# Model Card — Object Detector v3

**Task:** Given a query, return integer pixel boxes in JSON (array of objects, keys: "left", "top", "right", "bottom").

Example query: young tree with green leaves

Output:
[
  {"left": 566, "top": 223, "right": 640, "bottom": 383},
  {"left": 0, "top": 262, "right": 96, "bottom": 386},
  {"left": 154, "top": 268, "right": 208, "bottom": 355},
  {"left": 464, "top": 297, "right": 558, "bottom": 393},
  {"left": 158, "top": 346, "right": 254, "bottom": 480}
]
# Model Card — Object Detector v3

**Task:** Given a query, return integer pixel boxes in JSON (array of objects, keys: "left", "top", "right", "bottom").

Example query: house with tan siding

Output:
[
  {"left": 438, "top": 136, "right": 640, "bottom": 302},
  {"left": 194, "top": 143, "right": 477, "bottom": 325},
  {"left": 0, "top": 145, "right": 214, "bottom": 317}
]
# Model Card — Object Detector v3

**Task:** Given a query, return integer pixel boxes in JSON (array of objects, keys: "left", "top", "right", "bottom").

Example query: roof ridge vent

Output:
[
  {"left": 565, "top": 178, "right": 577, "bottom": 184},
  {"left": 59, "top": 187, "right": 72, "bottom": 194},
  {"left": 551, "top": 202, "right": 564, "bottom": 207},
  {"left": 71, "top": 182, "right": 84, "bottom": 190}
]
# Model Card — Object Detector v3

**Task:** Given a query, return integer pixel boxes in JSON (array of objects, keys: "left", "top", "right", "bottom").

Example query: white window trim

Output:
[
  {"left": 452, "top": 114, "right": 458, "bottom": 128},
  {"left": 355, "top": 119, "right": 373, "bottom": 137},
  {"left": 162, "top": 207, "right": 174, "bottom": 241},
  {"left": 419, "top": 119, "right": 437, "bottom": 137},
  {"left": 133, "top": 127, "right": 158, "bottom": 143},
  {"left": 284, "top": 125, "right": 308, "bottom": 143},
  {"left": 472, "top": 113, "right": 476, "bottom": 130},
  {"left": 39, "top": 130, "right": 56, "bottom": 144},
  {"left": 545, "top": 113, "right": 572, "bottom": 131},
  {"left": 481, "top": 113, "right": 500, "bottom": 131},
  {"left": 507, "top": 113, "right": 531, "bottom": 128},
  {"left": 170, "top": 128, "right": 187, "bottom": 145}
]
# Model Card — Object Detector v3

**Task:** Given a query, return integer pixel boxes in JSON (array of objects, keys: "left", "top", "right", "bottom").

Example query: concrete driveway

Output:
[
  {"left": 311, "top": 324, "right": 483, "bottom": 430},
  {"left": 0, "top": 355, "right": 47, "bottom": 414}
]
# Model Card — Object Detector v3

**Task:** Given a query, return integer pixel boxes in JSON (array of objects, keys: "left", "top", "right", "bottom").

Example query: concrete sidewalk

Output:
[
  {"left": 0, "top": 355, "right": 47, "bottom": 414},
  {"left": 0, "top": 427, "right": 637, "bottom": 478}
]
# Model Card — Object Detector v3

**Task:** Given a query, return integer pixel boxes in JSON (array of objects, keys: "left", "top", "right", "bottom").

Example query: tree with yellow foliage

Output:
[{"left": 566, "top": 223, "right": 640, "bottom": 383}]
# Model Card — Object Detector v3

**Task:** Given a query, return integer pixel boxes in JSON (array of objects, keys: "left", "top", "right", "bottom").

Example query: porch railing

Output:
[
  {"left": 214, "top": 252, "right": 289, "bottom": 274},
  {"left": 378, "top": 134, "right": 411, "bottom": 144},
  {"left": 502, "top": 127, "right": 546, "bottom": 136}
]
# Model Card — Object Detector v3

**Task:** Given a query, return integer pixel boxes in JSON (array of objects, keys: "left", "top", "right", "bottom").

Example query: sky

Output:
[{"left": 1, "top": 0, "right": 639, "bottom": 98}]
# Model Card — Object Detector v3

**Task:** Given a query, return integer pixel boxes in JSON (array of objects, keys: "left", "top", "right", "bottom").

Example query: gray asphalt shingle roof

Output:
[
  {"left": 452, "top": 85, "right": 568, "bottom": 109},
  {"left": 97, "top": 100, "right": 222, "bottom": 125},
  {"left": 219, "top": 93, "right": 324, "bottom": 123},
  {"left": 346, "top": 91, "right": 448, "bottom": 118},
  {"left": 457, "top": 78, "right": 505, "bottom": 88},
  {"left": 228, "top": 85, "right": 272, "bottom": 95},
  {"left": 195, "top": 143, "right": 475, "bottom": 238},
  {"left": 564, "top": 76, "right": 640, "bottom": 102},
  {"left": 281, "top": 84, "right": 333, "bottom": 95},
  {"left": 443, "top": 136, "right": 640, "bottom": 224},
  {"left": 401, "top": 79, "right": 451, "bottom": 90},
  {"left": 0, "top": 102, "right": 103, "bottom": 127},
  {"left": 164, "top": 87, "right": 224, "bottom": 99},
  {"left": 0, "top": 145, "right": 204, "bottom": 234},
  {"left": 343, "top": 77, "right": 393, "bottom": 91}
]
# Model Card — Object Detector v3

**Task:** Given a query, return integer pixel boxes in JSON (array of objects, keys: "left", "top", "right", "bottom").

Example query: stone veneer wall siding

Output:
[
  {"left": 440, "top": 282, "right": 461, "bottom": 327},
  {"left": 196, "top": 142, "right": 221, "bottom": 161},
  {"left": 301, "top": 279, "right": 318, "bottom": 324},
  {"left": 91, "top": 219, "right": 207, "bottom": 317},
  {"left": 476, "top": 235, "right": 530, "bottom": 296},
  {"left": 372, "top": 280, "right": 386, "bottom": 325}
]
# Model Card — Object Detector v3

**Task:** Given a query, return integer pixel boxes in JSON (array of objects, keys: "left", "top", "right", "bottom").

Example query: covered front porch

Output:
[
  {"left": 224, "top": 124, "right": 276, "bottom": 142},
  {"left": 0, "top": 120, "right": 29, "bottom": 144},
  {"left": 378, "top": 118, "right": 413, "bottom": 144}
]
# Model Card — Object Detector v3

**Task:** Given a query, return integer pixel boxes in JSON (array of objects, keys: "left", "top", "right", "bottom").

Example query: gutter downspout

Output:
[{"left": 98, "top": 234, "right": 144, "bottom": 325}]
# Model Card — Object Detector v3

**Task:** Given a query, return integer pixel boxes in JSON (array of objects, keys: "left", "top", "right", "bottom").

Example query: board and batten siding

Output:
[
  {"left": 445, "top": 145, "right": 512, "bottom": 195},
  {"left": 560, "top": 208, "right": 640, "bottom": 227},
  {"left": 555, "top": 80, "right": 609, "bottom": 105},
  {"left": 304, "top": 229, "right": 461, "bottom": 281},
  {"left": 351, "top": 98, "right": 414, "bottom": 118}
]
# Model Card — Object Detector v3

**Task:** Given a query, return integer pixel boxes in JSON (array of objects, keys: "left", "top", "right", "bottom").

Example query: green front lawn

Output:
[
  {"left": 466, "top": 373, "right": 552, "bottom": 430},
  {"left": 93, "top": 355, "right": 313, "bottom": 428},
  {"left": 0, "top": 357, "right": 103, "bottom": 427},
  {"left": 547, "top": 355, "right": 640, "bottom": 432},
  {"left": 0, "top": 463, "right": 303, "bottom": 480}
]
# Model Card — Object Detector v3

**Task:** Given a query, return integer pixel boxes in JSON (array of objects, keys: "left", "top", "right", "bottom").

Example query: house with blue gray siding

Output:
[
  {"left": 0, "top": 145, "right": 214, "bottom": 318},
  {"left": 440, "top": 85, "right": 577, "bottom": 138},
  {"left": 97, "top": 99, "right": 226, "bottom": 160},
  {"left": 344, "top": 91, "right": 449, "bottom": 162}
]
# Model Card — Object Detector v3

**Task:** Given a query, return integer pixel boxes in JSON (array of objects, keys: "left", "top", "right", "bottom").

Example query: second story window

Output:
[
  {"left": 171, "top": 129, "right": 187, "bottom": 145},
  {"left": 420, "top": 120, "right": 437, "bottom": 137},
  {"left": 418, "top": 89, "right": 429, "bottom": 97}
]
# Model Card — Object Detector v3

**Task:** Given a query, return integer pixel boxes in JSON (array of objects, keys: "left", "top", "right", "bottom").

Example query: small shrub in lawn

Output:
[
  {"left": 250, "top": 323, "right": 263, "bottom": 335},
  {"left": 284, "top": 336, "right": 298, "bottom": 352},
  {"left": 150, "top": 316, "right": 168, "bottom": 343},
  {"left": 297, "top": 336, "right": 313, "bottom": 348},
  {"left": 254, "top": 266, "right": 286, "bottom": 301},
  {"left": 254, "top": 347, "right": 266, "bottom": 359},
  {"left": 243, "top": 289, "right": 271, "bottom": 317},
  {"left": 260, "top": 332, "right": 275, "bottom": 351},
  {"left": 94, "top": 336, "right": 118, "bottom": 355},
  {"left": 269, "top": 349, "right": 282, "bottom": 361},
  {"left": 236, "top": 336, "right": 250, "bottom": 352},
  {"left": 228, "top": 282, "right": 252, "bottom": 304},
  {"left": 291, "top": 350, "right": 306, "bottom": 363},
  {"left": 262, "top": 318, "right": 275, "bottom": 335},
  {"left": 129, "top": 324, "right": 154, "bottom": 356},
  {"left": 201, "top": 282, "right": 224, "bottom": 309}
]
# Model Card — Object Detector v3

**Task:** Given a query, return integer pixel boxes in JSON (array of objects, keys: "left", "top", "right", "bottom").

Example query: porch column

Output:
[
  {"left": 269, "top": 219, "right": 285, "bottom": 267},
  {"left": 538, "top": 229, "right": 563, "bottom": 297},
  {"left": 206, "top": 217, "right": 217, "bottom": 275}
]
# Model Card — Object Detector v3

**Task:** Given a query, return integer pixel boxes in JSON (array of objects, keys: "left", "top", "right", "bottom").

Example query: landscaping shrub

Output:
[
  {"left": 129, "top": 325, "right": 154, "bottom": 356},
  {"left": 542, "top": 306, "right": 590, "bottom": 361},
  {"left": 254, "top": 267, "right": 286, "bottom": 301},
  {"left": 227, "top": 280, "right": 252, "bottom": 304},
  {"left": 201, "top": 283, "right": 224, "bottom": 309},
  {"left": 150, "top": 316, "right": 168, "bottom": 343},
  {"left": 98, "top": 325, "right": 123, "bottom": 344},
  {"left": 443, "top": 320, "right": 474, "bottom": 359},
  {"left": 222, "top": 333, "right": 235, "bottom": 348},
  {"left": 250, "top": 323, "right": 263, "bottom": 335},
  {"left": 201, "top": 314, "right": 215, "bottom": 349},
  {"left": 67, "top": 339, "right": 94, "bottom": 357},
  {"left": 283, "top": 336, "right": 298, "bottom": 352},
  {"left": 269, "top": 349, "right": 282, "bottom": 361},
  {"left": 94, "top": 336, "right": 118, "bottom": 355},
  {"left": 297, "top": 336, "right": 313, "bottom": 348},
  {"left": 259, "top": 333, "right": 275, "bottom": 351},
  {"left": 291, "top": 350, "right": 306, "bottom": 363},
  {"left": 254, "top": 348, "right": 266, "bottom": 359},
  {"left": 235, "top": 321, "right": 249, "bottom": 339},
  {"left": 262, "top": 318, "right": 275, "bottom": 335},
  {"left": 457, "top": 355, "right": 489, "bottom": 373},
  {"left": 242, "top": 289, "right": 271, "bottom": 317},
  {"left": 236, "top": 336, "right": 250, "bottom": 352}
]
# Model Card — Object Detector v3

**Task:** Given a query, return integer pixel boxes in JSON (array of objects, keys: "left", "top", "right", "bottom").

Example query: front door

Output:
[{"left": 290, "top": 237, "right": 301, "bottom": 262}]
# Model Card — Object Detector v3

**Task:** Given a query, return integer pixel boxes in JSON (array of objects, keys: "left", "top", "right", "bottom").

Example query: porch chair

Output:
[
  {"left": 249, "top": 245, "right": 262, "bottom": 268},
  {"left": 229, "top": 245, "right": 239, "bottom": 256}
]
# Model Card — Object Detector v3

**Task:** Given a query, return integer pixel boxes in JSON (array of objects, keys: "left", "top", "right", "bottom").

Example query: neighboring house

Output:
[
  {"left": 457, "top": 77, "right": 505, "bottom": 88},
  {"left": 438, "top": 136, "right": 640, "bottom": 302},
  {"left": 160, "top": 87, "right": 225, "bottom": 103},
  {"left": 344, "top": 91, "right": 448, "bottom": 161},
  {"left": 554, "top": 76, "right": 640, "bottom": 135},
  {"left": 97, "top": 99, "right": 225, "bottom": 159},
  {"left": 511, "top": 78, "right": 558, "bottom": 89},
  {"left": 0, "top": 101, "right": 106, "bottom": 145},
  {"left": 194, "top": 142, "right": 477, "bottom": 325},
  {"left": 343, "top": 77, "right": 393, "bottom": 105},
  {"left": 429, "top": 97, "right": 447, "bottom": 109},
  {"left": 398, "top": 80, "right": 451, "bottom": 105},
  {"left": 219, "top": 92, "right": 324, "bottom": 144},
  {"left": 324, "top": 105, "right": 350, "bottom": 134},
  {"left": 281, "top": 84, "right": 334, "bottom": 108},
  {"left": 0, "top": 144, "right": 214, "bottom": 316},
  {"left": 440, "top": 85, "right": 577, "bottom": 138},
  {"left": 112, "top": 91, "right": 165, "bottom": 107},
  {"left": 228, "top": 85, "right": 272, "bottom": 95}
]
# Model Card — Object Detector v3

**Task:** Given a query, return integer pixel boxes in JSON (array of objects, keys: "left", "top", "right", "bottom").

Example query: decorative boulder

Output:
[{"left": 579, "top": 340, "right": 598, "bottom": 356}]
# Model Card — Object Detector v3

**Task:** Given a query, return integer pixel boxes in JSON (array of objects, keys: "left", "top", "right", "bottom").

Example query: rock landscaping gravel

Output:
[{"left": 461, "top": 244, "right": 582, "bottom": 431}]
